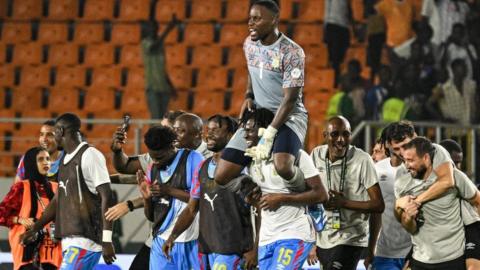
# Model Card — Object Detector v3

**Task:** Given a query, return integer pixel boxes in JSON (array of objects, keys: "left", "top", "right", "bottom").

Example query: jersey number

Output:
[
  {"left": 277, "top": 247, "right": 293, "bottom": 266},
  {"left": 213, "top": 263, "right": 227, "bottom": 270},
  {"left": 66, "top": 247, "right": 79, "bottom": 263}
]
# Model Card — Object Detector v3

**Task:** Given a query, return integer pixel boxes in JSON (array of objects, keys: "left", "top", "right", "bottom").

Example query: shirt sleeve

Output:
[
  {"left": 81, "top": 147, "right": 111, "bottom": 194},
  {"left": 0, "top": 182, "right": 24, "bottom": 228},
  {"left": 361, "top": 155, "right": 379, "bottom": 189},
  {"left": 299, "top": 151, "right": 319, "bottom": 179},
  {"left": 282, "top": 46, "right": 305, "bottom": 88},
  {"left": 15, "top": 155, "right": 25, "bottom": 180},
  {"left": 190, "top": 160, "right": 207, "bottom": 199},
  {"left": 455, "top": 170, "right": 478, "bottom": 201},
  {"left": 186, "top": 151, "right": 205, "bottom": 191},
  {"left": 432, "top": 144, "right": 454, "bottom": 169}
]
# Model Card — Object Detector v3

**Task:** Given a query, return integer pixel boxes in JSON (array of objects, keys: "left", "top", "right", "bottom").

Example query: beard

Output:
[{"left": 411, "top": 164, "right": 428, "bottom": 179}]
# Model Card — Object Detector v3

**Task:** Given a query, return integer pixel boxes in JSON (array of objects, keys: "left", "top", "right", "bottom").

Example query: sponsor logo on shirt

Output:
[
  {"left": 380, "top": 175, "right": 388, "bottom": 181},
  {"left": 204, "top": 193, "right": 218, "bottom": 211},
  {"left": 59, "top": 179, "right": 69, "bottom": 196},
  {"left": 467, "top": 242, "right": 476, "bottom": 250}
]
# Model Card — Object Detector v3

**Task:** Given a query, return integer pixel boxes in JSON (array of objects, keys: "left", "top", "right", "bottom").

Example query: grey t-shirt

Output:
[
  {"left": 375, "top": 158, "right": 411, "bottom": 258},
  {"left": 244, "top": 34, "right": 308, "bottom": 143},
  {"left": 311, "top": 145, "right": 379, "bottom": 248},
  {"left": 394, "top": 169, "right": 476, "bottom": 264},
  {"left": 455, "top": 169, "right": 480, "bottom": 226}
]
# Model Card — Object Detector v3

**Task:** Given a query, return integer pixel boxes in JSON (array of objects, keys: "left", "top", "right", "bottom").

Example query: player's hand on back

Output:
[
  {"left": 243, "top": 248, "right": 258, "bottom": 269},
  {"left": 162, "top": 238, "right": 175, "bottom": 259},
  {"left": 102, "top": 242, "right": 116, "bottom": 264},
  {"left": 111, "top": 127, "right": 127, "bottom": 153},
  {"left": 239, "top": 98, "right": 254, "bottom": 120},
  {"left": 307, "top": 246, "right": 319, "bottom": 265}
]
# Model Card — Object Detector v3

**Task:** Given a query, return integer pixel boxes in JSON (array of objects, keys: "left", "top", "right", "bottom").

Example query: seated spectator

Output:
[
  {"left": 366, "top": 1, "right": 387, "bottom": 81},
  {"left": 365, "top": 65, "right": 393, "bottom": 120},
  {"left": 441, "top": 23, "right": 478, "bottom": 80}
]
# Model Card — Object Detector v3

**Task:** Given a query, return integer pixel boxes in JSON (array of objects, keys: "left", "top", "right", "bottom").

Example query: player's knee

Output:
[{"left": 273, "top": 159, "right": 294, "bottom": 180}]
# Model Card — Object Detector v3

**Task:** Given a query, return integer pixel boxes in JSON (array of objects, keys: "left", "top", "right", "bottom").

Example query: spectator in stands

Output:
[
  {"left": 323, "top": 0, "right": 354, "bottom": 84},
  {"left": 421, "top": 0, "right": 470, "bottom": 46},
  {"left": 0, "top": 147, "right": 62, "bottom": 270},
  {"left": 376, "top": 0, "right": 417, "bottom": 58},
  {"left": 365, "top": 65, "right": 393, "bottom": 120},
  {"left": 341, "top": 59, "right": 369, "bottom": 125},
  {"left": 161, "top": 110, "right": 186, "bottom": 127},
  {"left": 15, "top": 120, "right": 64, "bottom": 183},
  {"left": 440, "top": 139, "right": 463, "bottom": 169},
  {"left": 366, "top": 0, "right": 387, "bottom": 81},
  {"left": 393, "top": 63, "right": 430, "bottom": 120},
  {"left": 141, "top": 17, "right": 178, "bottom": 120},
  {"left": 440, "top": 23, "right": 478, "bottom": 80},
  {"left": 429, "top": 58, "right": 477, "bottom": 125}
]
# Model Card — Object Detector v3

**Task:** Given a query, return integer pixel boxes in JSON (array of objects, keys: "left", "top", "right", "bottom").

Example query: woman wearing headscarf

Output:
[{"left": 0, "top": 147, "right": 62, "bottom": 270}]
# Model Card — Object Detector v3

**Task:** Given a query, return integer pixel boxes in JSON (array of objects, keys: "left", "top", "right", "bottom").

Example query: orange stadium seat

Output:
[
  {"left": 47, "top": 0, "right": 78, "bottom": 20},
  {"left": 12, "top": 43, "right": 44, "bottom": 65},
  {"left": 226, "top": 46, "right": 246, "bottom": 68},
  {"left": 190, "top": 45, "right": 222, "bottom": 67},
  {"left": 48, "top": 87, "right": 80, "bottom": 112},
  {"left": 0, "top": 0, "right": 8, "bottom": 18},
  {"left": 197, "top": 67, "right": 229, "bottom": 90},
  {"left": 83, "top": 44, "right": 115, "bottom": 66},
  {"left": 168, "top": 90, "right": 192, "bottom": 111},
  {"left": 226, "top": 90, "right": 243, "bottom": 116},
  {"left": 304, "top": 45, "right": 328, "bottom": 69},
  {"left": 2, "top": 22, "right": 31, "bottom": 43},
  {"left": 121, "top": 87, "right": 149, "bottom": 117},
  {"left": 231, "top": 68, "right": 248, "bottom": 91},
  {"left": 219, "top": 24, "right": 247, "bottom": 46},
  {"left": 346, "top": 46, "right": 367, "bottom": 68},
  {"left": 48, "top": 43, "right": 79, "bottom": 66},
  {"left": 125, "top": 68, "right": 145, "bottom": 89},
  {"left": 352, "top": 0, "right": 365, "bottom": 22},
  {"left": 38, "top": 22, "right": 69, "bottom": 44},
  {"left": 298, "top": 0, "right": 324, "bottom": 22},
  {"left": 158, "top": 24, "right": 179, "bottom": 45},
  {"left": 183, "top": 23, "right": 215, "bottom": 45},
  {"left": 90, "top": 67, "right": 122, "bottom": 88},
  {"left": 223, "top": 0, "right": 249, "bottom": 22},
  {"left": 12, "top": 0, "right": 42, "bottom": 19},
  {"left": 54, "top": 66, "right": 86, "bottom": 87},
  {"left": 120, "top": 45, "right": 143, "bottom": 67},
  {"left": 118, "top": 0, "right": 150, "bottom": 21},
  {"left": 111, "top": 23, "right": 141, "bottom": 45},
  {"left": 11, "top": 87, "right": 42, "bottom": 111},
  {"left": 192, "top": 91, "right": 226, "bottom": 117},
  {"left": 82, "top": 0, "right": 115, "bottom": 20},
  {"left": 189, "top": 0, "right": 222, "bottom": 22},
  {"left": 0, "top": 43, "right": 5, "bottom": 64},
  {"left": 155, "top": 0, "right": 186, "bottom": 23},
  {"left": 0, "top": 66, "right": 18, "bottom": 87},
  {"left": 19, "top": 66, "right": 50, "bottom": 88},
  {"left": 83, "top": 88, "right": 115, "bottom": 112},
  {"left": 74, "top": 22, "right": 105, "bottom": 44},
  {"left": 168, "top": 66, "right": 193, "bottom": 90},
  {"left": 304, "top": 68, "right": 335, "bottom": 90},
  {"left": 304, "top": 90, "right": 330, "bottom": 117},
  {"left": 294, "top": 24, "right": 323, "bottom": 46},
  {"left": 165, "top": 43, "right": 187, "bottom": 67},
  {"left": 279, "top": 0, "right": 294, "bottom": 20}
]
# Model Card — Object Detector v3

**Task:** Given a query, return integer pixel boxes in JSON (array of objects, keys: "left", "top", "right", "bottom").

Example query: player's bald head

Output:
[
  {"left": 326, "top": 116, "right": 351, "bottom": 132},
  {"left": 176, "top": 113, "right": 203, "bottom": 133}
]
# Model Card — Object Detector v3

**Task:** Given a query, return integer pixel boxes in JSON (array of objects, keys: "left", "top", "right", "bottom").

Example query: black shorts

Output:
[
  {"left": 466, "top": 221, "right": 480, "bottom": 259},
  {"left": 316, "top": 245, "right": 366, "bottom": 270},
  {"left": 129, "top": 244, "right": 150, "bottom": 270},
  {"left": 410, "top": 255, "right": 465, "bottom": 270}
]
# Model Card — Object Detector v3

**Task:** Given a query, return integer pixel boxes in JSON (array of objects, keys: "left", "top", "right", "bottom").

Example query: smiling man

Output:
[
  {"left": 213, "top": 0, "right": 308, "bottom": 197},
  {"left": 310, "top": 116, "right": 384, "bottom": 270}
]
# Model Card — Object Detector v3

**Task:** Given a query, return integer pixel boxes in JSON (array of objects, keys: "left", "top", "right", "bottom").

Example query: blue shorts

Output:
[
  {"left": 60, "top": 246, "right": 101, "bottom": 270},
  {"left": 199, "top": 253, "right": 242, "bottom": 270},
  {"left": 222, "top": 125, "right": 302, "bottom": 167},
  {"left": 258, "top": 239, "right": 314, "bottom": 270},
  {"left": 150, "top": 237, "right": 200, "bottom": 270},
  {"left": 372, "top": 256, "right": 405, "bottom": 270}
]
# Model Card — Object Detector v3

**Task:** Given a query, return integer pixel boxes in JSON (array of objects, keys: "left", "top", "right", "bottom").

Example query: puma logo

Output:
[
  {"left": 59, "top": 179, "right": 69, "bottom": 196},
  {"left": 204, "top": 193, "right": 218, "bottom": 211}
]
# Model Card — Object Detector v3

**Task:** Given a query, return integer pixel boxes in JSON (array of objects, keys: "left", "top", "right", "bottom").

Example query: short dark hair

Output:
[
  {"left": 144, "top": 125, "right": 177, "bottom": 151},
  {"left": 56, "top": 113, "right": 81, "bottom": 133},
  {"left": 402, "top": 136, "right": 435, "bottom": 160},
  {"left": 164, "top": 110, "right": 186, "bottom": 125},
  {"left": 451, "top": 58, "right": 466, "bottom": 70},
  {"left": 240, "top": 108, "right": 274, "bottom": 129},
  {"left": 43, "top": 120, "right": 55, "bottom": 127},
  {"left": 252, "top": 0, "right": 280, "bottom": 15},
  {"left": 440, "top": 139, "right": 463, "bottom": 155},
  {"left": 381, "top": 121, "right": 415, "bottom": 144},
  {"left": 207, "top": 114, "right": 238, "bottom": 134}
]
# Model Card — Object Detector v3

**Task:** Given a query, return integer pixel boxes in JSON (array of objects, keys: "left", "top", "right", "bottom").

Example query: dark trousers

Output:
[
  {"left": 410, "top": 255, "right": 466, "bottom": 270},
  {"left": 19, "top": 263, "right": 57, "bottom": 270},
  {"left": 316, "top": 245, "right": 366, "bottom": 270},
  {"left": 146, "top": 88, "right": 170, "bottom": 120},
  {"left": 129, "top": 244, "right": 151, "bottom": 270},
  {"left": 324, "top": 23, "right": 350, "bottom": 85}
]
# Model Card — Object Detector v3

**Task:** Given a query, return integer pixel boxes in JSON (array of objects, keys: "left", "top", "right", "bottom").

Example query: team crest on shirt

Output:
[
  {"left": 380, "top": 175, "right": 388, "bottom": 181},
  {"left": 271, "top": 56, "right": 280, "bottom": 69}
]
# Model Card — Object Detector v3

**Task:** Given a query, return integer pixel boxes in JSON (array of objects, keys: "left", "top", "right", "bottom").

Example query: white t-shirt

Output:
[
  {"left": 61, "top": 142, "right": 111, "bottom": 252},
  {"left": 250, "top": 150, "right": 318, "bottom": 246}
]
